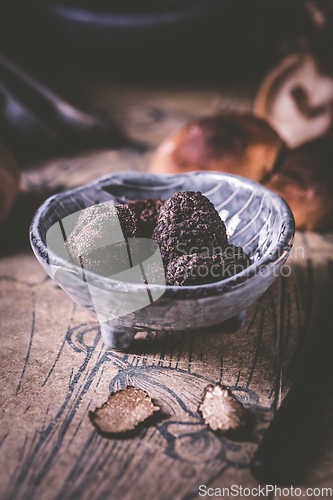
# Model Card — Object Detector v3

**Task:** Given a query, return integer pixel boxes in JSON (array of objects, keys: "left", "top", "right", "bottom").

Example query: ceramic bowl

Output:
[{"left": 29, "top": 171, "right": 295, "bottom": 349}]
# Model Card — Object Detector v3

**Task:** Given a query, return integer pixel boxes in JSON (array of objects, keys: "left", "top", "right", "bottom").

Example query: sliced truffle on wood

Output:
[
  {"left": 198, "top": 384, "right": 245, "bottom": 432},
  {"left": 65, "top": 203, "right": 139, "bottom": 275},
  {"left": 152, "top": 191, "right": 228, "bottom": 265},
  {"left": 166, "top": 246, "right": 250, "bottom": 286},
  {"left": 89, "top": 386, "right": 160, "bottom": 434},
  {"left": 149, "top": 113, "right": 283, "bottom": 183},
  {"left": 126, "top": 197, "right": 165, "bottom": 238},
  {"left": 263, "top": 137, "right": 333, "bottom": 231}
]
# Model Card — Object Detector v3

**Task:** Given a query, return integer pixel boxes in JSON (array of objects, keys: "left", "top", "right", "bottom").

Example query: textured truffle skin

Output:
[
  {"left": 166, "top": 246, "right": 251, "bottom": 286},
  {"left": 126, "top": 197, "right": 165, "bottom": 237},
  {"left": 65, "top": 203, "right": 139, "bottom": 275},
  {"left": 152, "top": 191, "right": 228, "bottom": 265}
]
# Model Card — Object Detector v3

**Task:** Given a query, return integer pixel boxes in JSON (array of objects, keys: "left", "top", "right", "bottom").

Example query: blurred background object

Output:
[
  {"left": 254, "top": 54, "right": 333, "bottom": 148},
  {"left": 0, "top": 1, "right": 305, "bottom": 81},
  {"left": 0, "top": 141, "right": 20, "bottom": 222},
  {"left": 0, "top": 0, "right": 333, "bottom": 159},
  {"left": 149, "top": 113, "right": 284, "bottom": 182},
  {"left": 263, "top": 137, "right": 333, "bottom": 231},
  {"left": 0, "top": 0, "right": 332, "bottom": 229},
  {"left": 0, "top": 53, "right": 129, "bottom": 162},
  {"left": 0, "top": 0, "right": 331, "bottom": 80}
]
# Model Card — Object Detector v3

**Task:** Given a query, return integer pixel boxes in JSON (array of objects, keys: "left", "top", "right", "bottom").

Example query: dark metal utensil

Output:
[
  {"left": 251, "top": 302, "right": 333, "bottom": 485},
  {"left": 0, "top": 53, "right": 128, "bottom": 160},
  {"left": 0, "top": 54, "right": 105, "bottom": 132},
  {"left": 0, "top": 79, "right": 57, "bottom": 144}
]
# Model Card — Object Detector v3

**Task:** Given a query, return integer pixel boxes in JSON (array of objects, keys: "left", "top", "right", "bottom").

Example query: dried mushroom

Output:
[
  {"left": 198, "top": 384, "right": 245, "bottom": 432},
  {"left": 263, "top": 137, "right": 333, "bottom": 231},
  {"left": 254, "top": 54, "right": 333, "bottom": 148},
  {"left": 89, "top": 386, "right": 160, "bottom": 434},
  {"left": 149, "top": 113, "right": 283, "bottom": 183}
]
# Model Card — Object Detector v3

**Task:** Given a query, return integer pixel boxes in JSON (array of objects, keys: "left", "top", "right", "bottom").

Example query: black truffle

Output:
[
  {"left": 65, "top": 203, "right": 139, "bottom": 275},
  {"left": 152, "top": 191, "right": 228, "bottom": 265},
  {"left": 126, "top": 197, "right": 165, "bottom": 238},
  {"left": 166, "top": 245, "right": 251, "bottom": 286}
]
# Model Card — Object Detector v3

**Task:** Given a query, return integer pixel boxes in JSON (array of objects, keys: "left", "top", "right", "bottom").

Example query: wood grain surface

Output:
[{"left": 1, "top": 82, "right": 333, "bottom": 500}]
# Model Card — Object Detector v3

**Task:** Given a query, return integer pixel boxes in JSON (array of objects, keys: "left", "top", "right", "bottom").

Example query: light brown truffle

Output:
[
  {"left": 65, "top": 203, "right": 139, "bottom": 275},
  {"left": 0, "top": 142, "right": 20, "bottom": 223},
  {"left": 89, "top": 386, "right": 160, "bottom": 434},
  {"left": 198, "top": 384, "right": 245, "bottom": 432},
  {"left": 149, "top": 113, "right": 283, "bottom": 183}
]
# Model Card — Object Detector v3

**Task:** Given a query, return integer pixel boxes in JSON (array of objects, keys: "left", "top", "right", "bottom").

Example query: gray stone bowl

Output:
[{"left": 29, "top": 171, "right": 295, "bottom": 349}]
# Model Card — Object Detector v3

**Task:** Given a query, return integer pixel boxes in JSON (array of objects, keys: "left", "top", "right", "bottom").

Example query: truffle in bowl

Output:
[{"left": 29, "top": 171, "right": 295, "bottom": 349}]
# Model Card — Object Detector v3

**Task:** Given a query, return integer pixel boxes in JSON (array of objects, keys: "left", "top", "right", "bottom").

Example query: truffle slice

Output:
[
  {"left": 149, "top": 113, "right": 283, "bottom": 183},
  {"left": 166, "top": 246, "right": 250, "bottom": 286},
  {"left": 152, "top": 191, "right": 228, "bottom": 265},
  {"left": 198, "top": 384, "right": 245, "bottom": 432},
  {"left": 263, "top": 137, "right": 333, "bottom": 231},
  {"left": 65, "top": 203, "right": 139, "bottom": 275},
  {"left": 126, "top": 197, "right": 165, "bottom": 238},
  {"left": 89, "top": 386, "right": 160, "bottom": 434}
]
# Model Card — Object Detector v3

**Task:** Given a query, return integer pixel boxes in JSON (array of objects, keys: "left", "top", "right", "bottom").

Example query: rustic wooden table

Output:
[{"left": 1, "top": 81, "right": 333, "bottom": 500}]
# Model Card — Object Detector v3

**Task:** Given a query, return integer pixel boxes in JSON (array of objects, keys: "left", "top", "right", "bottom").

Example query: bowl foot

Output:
[
  {"left": 201, "top": 310, "right": 247, "bottom": 334},
  {"left": 219, "top": 309, "right": 246, "bottom": 332},
  {"left": 100, "top": 321, "right": 138, "bottom": 350}
]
